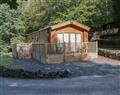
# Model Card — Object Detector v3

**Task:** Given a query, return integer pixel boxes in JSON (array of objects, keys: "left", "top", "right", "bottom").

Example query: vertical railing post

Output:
[
  {"left": 45, "top": 43, "right": 48, "bottom": 64},
  {"left": 63, "top": 43, "right": 66, "bottom": 63}
]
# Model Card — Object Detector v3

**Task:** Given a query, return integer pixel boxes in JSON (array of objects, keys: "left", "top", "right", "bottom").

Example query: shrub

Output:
[{"left": 11, "top": 36, "right": 26, "bottom": 44}]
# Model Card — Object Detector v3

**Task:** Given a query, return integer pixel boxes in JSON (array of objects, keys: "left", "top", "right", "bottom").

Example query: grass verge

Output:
[{"left": 0, "top": 52, "right": 22, "bottom": 69}]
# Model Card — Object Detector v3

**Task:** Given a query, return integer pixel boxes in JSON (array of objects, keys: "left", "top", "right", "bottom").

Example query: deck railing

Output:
[
  {"left": 11, "top": 42, "right": 99, "bottom": 63},
  {"left": 46, "top": 42, "right": 98, "bottom": 54},
  {"left": 32, "top": 42, "right": 98, "bottom": 63}
]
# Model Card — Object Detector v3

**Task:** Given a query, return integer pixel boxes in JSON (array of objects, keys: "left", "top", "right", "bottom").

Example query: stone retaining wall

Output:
[{"left": 99, "top": 48, "right": 120, "bottom": 60}]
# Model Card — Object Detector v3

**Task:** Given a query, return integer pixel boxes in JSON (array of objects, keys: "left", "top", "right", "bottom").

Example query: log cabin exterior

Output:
[
  {"left": 26, "top": 21, "right": 98, "bottom": 64},
  {"left": 27, "top": 21, "right": 90, "bottom": 49}
]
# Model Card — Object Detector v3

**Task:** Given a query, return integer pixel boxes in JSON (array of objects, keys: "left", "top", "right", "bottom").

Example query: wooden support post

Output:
[
  {"left": 45, "top": 43, "right": 48, "bottom": 64},
  {"left": 63, "top": 43, "right": 66, "bottom": 63}
]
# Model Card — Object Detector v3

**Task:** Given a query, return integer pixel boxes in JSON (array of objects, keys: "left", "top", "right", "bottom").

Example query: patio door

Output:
[
  {"left": 58, "top": 33, "right": 63, "bottom": 48},
  {"left": 70, "top": 33, "right": 76, "bottom": 51},
  {"left": 64, "top": 33, "right": 69, "bottom": 51},
  {"left": 76, "top": 33, "right": 82, "bottom": 50}
]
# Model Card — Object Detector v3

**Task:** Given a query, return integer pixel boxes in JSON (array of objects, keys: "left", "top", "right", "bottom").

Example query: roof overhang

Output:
[
  {"left": 27, "top": 21, "right": 90, "bottom": 36},
  {"left": 27, "top": 26, "right": 51, "bottom": 36},
  {"left": 51, "top": 21, "right": 90, "bottom": 31}
]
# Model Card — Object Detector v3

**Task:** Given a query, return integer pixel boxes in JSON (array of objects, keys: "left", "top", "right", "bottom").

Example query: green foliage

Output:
[
  {"left": 112, "top": 0, "right": 120, "bottom": 26},
  {"left": 0, "top": 37, "right": 4, "bottom": 45},
  {"left": 11, "top": 35, "right": 26, "bottom": 44},
  {"left": 0, "top": 4, "right": 26, "bottom": 44},
  {"left": 0, "top": 0, "right": 18, "bottom": 9},
  {"left": 21, "top": 0, "right": 113, "bottom": 33},
  {"left": 0, "top": 37, "right": 10, "bottom": 53},
  {"left": 0, "top": 4, "right": 26, "bottom": 53},
  {"left": 0, "top": 37, "right": 4, "bottom": 52},
  {"left": 0, "top": 53, "right": 22, "bottom": 69}
]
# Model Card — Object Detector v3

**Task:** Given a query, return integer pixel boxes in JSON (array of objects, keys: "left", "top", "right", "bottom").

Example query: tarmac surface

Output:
[{"left": 0, "top": 75, "right": 120, "bottom": 95}]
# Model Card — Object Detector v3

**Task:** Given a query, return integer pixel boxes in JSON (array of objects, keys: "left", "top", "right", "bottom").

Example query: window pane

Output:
[
  {"left": 58, "top": 33, "right": 63, "bottom": 47},
  {"left": 76, "top": 34, "right": 82, "bottom": 49},
  {"left": 64, "top": 33, "right": 69, "bottom": 51},
  {"left": 71, "top": 33, "right": 76, "bottom": 51},
  {"left": 64, "top": 33, "right": 69, "bottom": 43},
  {"left": 76, "top": 34, "right": 81, "bottom": 43}
]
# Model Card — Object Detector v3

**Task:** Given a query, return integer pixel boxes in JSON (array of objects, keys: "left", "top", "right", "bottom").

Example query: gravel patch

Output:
[
  {"left": 14, "top": 58, "right": 120, "bottom": 77},
  {"left": 0, "top": 57, "right": 120, "bottom": 79}
]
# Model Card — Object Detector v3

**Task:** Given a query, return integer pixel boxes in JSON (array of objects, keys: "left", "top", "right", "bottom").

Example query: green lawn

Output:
[{"left": 0, "top": 53, "right": 22, "bottom": 69}]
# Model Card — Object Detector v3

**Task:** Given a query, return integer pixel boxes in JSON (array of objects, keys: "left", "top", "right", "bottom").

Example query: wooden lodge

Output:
[
  {"left": 12, "top": 21, "right": 98, "bottom": 64},
  {"left": 27, "top": 21, "right": 97, "bottom": 63},
  {"left": 27, "top": 20, "right": 90, "bottom": 44}
]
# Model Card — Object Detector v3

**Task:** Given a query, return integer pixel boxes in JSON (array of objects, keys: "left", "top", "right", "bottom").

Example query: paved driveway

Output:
[
  {"left": 0, "top": 75, "right": 120, "bottom": 95},
  {"left": 92, "top": 56, "right": 120, "bottom": 66}
]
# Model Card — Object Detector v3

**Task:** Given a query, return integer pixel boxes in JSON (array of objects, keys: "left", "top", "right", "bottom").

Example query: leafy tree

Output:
[
  {"left": 0, "top": 0, "right": 18, "bottom": 9},
  {"left": 0, "top": 37, "right": 4, "bottom": 52},
  {"left": 112, "top": 0, "right": 120, "bottom": 27},
  {"left": 11, "top": 35, "right": 26, "bottom": 44},
  {"left": 21, "top": 0, "right": 113, "bottom": 33},
  {"left": 0, "top": 4, "right": 26, "bottom": 44}
]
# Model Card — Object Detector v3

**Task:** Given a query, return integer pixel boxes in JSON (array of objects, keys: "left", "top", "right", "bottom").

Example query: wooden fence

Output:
[
  {"left": 32, "top": 42, "right": 98, "bottom": 64},
  {"left": 32, "top": 43, "right": 46, "bottom": 63},
  {"left": 12, "top": 43, "right": 32, "bottom": 59}
]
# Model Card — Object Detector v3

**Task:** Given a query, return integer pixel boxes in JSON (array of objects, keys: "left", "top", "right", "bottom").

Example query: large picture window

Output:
[{"left": 58, "top": 33, "right": 82, "bottom": 51}]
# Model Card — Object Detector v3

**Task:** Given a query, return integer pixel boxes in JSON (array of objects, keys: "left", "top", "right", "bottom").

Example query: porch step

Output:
[
  {"left": 48, "top": 53, "right": 88, "bottom": 63},
  {"left": 65, "top": 53, "right": 83, "bottom": 62},
  {"left": 48, "top": 54, "right": 64, "bottom": 64}
]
